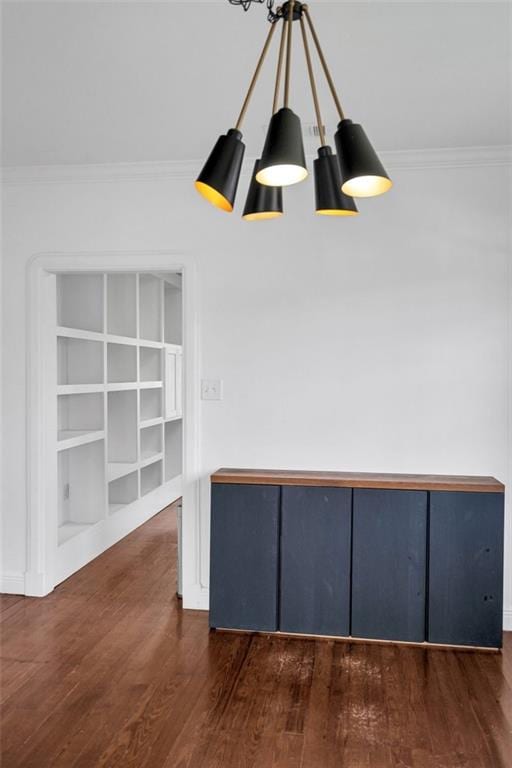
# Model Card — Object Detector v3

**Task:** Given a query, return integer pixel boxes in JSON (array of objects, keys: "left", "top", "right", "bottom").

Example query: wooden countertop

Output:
[{"left": 211, "top": 468, "right": 505, "bottom": 493}]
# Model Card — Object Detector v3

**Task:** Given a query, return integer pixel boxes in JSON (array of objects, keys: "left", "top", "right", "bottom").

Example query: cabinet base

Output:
[{"left": 211, "top": 627, "right": 501, "bottom": 653}]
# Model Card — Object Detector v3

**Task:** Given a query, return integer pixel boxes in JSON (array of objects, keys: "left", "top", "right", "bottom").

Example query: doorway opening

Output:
[{"left": 26, "top": 254, "right": 202, "bottom": 606}]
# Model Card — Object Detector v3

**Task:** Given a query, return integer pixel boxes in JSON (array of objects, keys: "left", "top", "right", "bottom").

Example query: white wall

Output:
[{"left": 2, "top": 154, "right": 511, "bottom": 625}]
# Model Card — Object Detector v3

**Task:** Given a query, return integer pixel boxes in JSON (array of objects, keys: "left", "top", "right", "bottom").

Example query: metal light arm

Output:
[
  {"left": 303, "top": 5, "right": 345, "bottom": 121},
  {"left": 235, "top": 21, "right": 278, "bottom": 130},
  {"left": 299, "top": 15, "right": 325, "bottom": 146},
  {"left": 272, "top": 13, "right": 288, "bottom": 114},
  {"left": 283, "top": 0, "right": 295, "bottom": 108}
]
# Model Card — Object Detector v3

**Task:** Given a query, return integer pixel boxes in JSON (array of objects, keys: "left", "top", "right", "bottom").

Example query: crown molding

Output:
[
  {"left": 2, "top": 145, "right": 511, "bottom": 187},
  {"left": 378, "top": 144, "right": 512, "bottom": 171}
]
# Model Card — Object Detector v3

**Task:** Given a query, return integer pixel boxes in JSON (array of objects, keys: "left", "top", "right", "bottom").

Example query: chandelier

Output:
[{"left": 195, "top": 0, "right": 392, "bottom": 220}]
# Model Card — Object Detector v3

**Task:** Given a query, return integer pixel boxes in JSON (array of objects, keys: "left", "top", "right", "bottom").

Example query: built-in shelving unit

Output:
[{"left": 55, "top": 271, "right": 183, "bottom": 582}]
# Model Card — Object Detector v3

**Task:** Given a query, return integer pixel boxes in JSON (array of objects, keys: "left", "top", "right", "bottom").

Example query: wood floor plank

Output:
[
  {"left": 301, "top": 641, "right": 336, "bottom": 768},
  {"left": 250, "top": 639, "right": 311, "bottom": 768},
  {"left": 1, "top": 503, "right": 511, "bottom": 768},
  {"left": 0, "top": 596, "right": 27, "bottom": 625}
]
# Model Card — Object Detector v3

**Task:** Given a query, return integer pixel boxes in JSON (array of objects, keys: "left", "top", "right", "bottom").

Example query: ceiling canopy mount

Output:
[{"left": 228, "top": 0, "right": 281, "bottom": 23}]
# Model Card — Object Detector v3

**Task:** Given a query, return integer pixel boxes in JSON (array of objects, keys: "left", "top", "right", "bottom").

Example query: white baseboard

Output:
[
  {"left": 503, "top": 609, "right": 512, "bottom": 632},
  {"left": 183, "top": 583, "right": 209, "bottom": 611},
  {"left": 0, "top": 571, "right": 25, "bottom": 595},
  {"left": 24, "top": 570, "right": 54, "bottom": 597}
]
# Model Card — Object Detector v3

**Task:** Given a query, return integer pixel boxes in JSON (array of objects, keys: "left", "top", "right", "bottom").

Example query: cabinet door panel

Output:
[
  {"left": 280, "top": 486, "right": 351, "bottom": 637},
  {"left": 428, "top": 491, "right": 503, "bottom": 648},
  {"left": 209, "top": 483, "right": 280, "bottom": 631},
  {"left": 352, "top": 489, "right": 427, "bottom": 642}
]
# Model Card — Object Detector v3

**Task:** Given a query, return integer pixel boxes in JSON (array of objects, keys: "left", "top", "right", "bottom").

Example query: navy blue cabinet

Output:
[
  {"left": 209, "top": 470, "right": 504, "bottom": 649},
  {"left": 209, "top": 483, "right": 280, "bottom": 631},
  {"left": 351, "top": 489, "right": 428, "bottom": 642},
  {"left": 280, "top": 486, "right": 351, "bottom": 636},
  {"left": 428, "top": 491, "right": 504, "bottom": 648}
]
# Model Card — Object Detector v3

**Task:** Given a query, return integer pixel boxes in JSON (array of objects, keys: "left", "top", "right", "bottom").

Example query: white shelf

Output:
[
  {"left": 58, "top": 429, "right": 94, "bottom": 441},
  {"left": 106, "top": 383, "right": 138, "bottom": 392},
  {"left": 58, "top": 521, "right": 95, "bottom": 545},
  {"left": 57, "top": 429, "right": 105, "bottom": 451},
  {"left": 106, "top": 333, "right": 138, "bottom": 346},
  {"left": 137, "top": 338, "right": 163, "bottom": 349},
  {"left": 140, "top": 417, "right": 163, "bottom": 429},
  {"left": 57, "top": 326, "right": 104, "bottom": 343},
  {"left": 57, "top": 384, "right": 104, "bottom": 395},
  {"left": 140, "top": 451, "right": 163, "bottom": 468},
  {"left": 108, "top": 461, "right": 139, "bottom": 482}
]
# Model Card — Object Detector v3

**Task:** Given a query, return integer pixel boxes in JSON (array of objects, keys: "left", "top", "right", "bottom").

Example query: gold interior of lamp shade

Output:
[
  {"left": 256, "top": 164, "right": 308, "bottom": 187},
  {"left": 195, "top": 181, "right": 233, "bottom": 212},
  {"left": 243, "top": 210, "right": 283, "bottom": 221},
  {"left": 341, "top": 175, "right": 393, "bottom": 198},
  {"left": 316, "top": 209, "right": 359, "bottom": 216}
]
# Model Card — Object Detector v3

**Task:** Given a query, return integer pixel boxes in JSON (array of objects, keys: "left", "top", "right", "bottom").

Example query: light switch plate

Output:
[{"left": 201, "top": 379, "right": 223, "bottom": 401}]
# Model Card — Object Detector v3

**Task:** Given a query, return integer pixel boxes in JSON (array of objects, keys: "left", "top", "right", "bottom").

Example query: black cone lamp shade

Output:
[
  {"left": 335, "top": 119, "right": 392, "bottom": 198},
  {"left": 195, "top": 128, "right": 245, "bottom": 212},
  {"left": 314, "top": 146, "right": 358, "bottom": 216},
  {"left": 256, "top": 108, "right": 308, "bottom": 187},
  {"left": 243, "top": 160, "right": 283, "bottom": 221}
]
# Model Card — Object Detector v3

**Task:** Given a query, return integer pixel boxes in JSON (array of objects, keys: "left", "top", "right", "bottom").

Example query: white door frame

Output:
[{"left": 26, "top": 251, "right": 207, "bottom": 609}]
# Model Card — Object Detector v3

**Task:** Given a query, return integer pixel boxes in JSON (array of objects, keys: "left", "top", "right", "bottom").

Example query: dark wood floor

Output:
[{"left": 1, "top": 506, "right": 511, "bottom": 768}]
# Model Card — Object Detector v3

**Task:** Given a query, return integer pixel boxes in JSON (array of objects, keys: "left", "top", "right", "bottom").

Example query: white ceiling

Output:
[{"left": 1, "top": 0, "right": 511, "bottom": 166}]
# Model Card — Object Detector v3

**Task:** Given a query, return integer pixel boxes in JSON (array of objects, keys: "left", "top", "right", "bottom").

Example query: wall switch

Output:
[{"left": 201, "top": 379, "right": 223, "bottom": 401}]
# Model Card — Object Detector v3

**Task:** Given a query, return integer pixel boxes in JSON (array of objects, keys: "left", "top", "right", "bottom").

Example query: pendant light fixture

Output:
[
  {"left": 243, "top": 159, "right": 284, "bottom": 219},
  {"left": 196, "top": 0, "right": 392, "bottom": 219},
  {"left": 195, "top": 129, "right": 246, "bottom": 212},
  {"left": 335, "top": 119, "right": 393, "bottom": 198}
]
